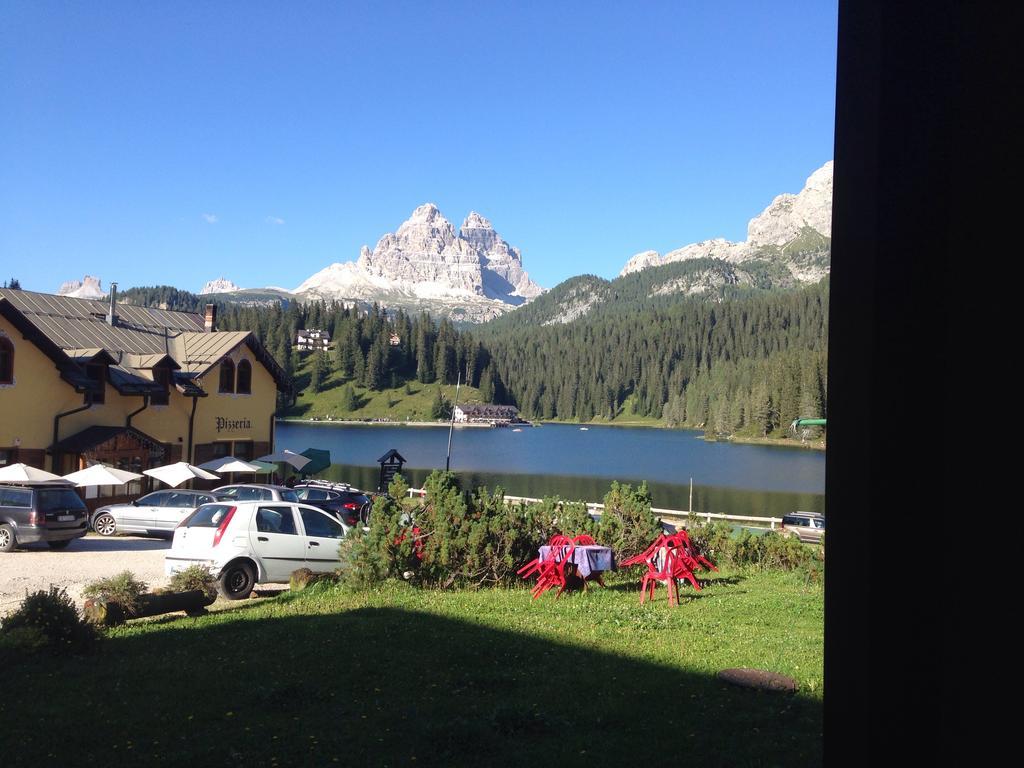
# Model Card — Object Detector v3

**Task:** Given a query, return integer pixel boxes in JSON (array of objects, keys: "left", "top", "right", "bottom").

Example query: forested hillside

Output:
[
  {"left": 114, "top": 273, "right": 828, "bottom": 439},
  {"left": 478, "top": 278, "right": 828, "bottom": 437}
]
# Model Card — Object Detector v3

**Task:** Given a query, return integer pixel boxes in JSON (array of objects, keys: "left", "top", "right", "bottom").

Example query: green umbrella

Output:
[{"left": 298, "top": 448, "right": 331, "bottom": 476}]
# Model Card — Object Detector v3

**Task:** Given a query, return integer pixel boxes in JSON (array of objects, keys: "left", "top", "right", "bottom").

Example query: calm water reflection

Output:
[{"left": 276, "top": 421, "right": 825, "bottom": 519}]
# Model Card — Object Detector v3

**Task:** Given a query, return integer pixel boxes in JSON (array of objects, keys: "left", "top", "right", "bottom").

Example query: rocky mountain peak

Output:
[
  {"left": 58, "top": 275, "right": 107, "bottom": 299},
  {"left": 200, "top": 277, "right": 241, "bottom": 295},
  {"left": 461, "top": 211, "right": 493, "bottom": 231}
]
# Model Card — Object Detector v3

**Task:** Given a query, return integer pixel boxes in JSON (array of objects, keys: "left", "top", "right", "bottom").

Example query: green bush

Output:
[
  {"left": 0, "top": 587, "right": 98, "bottom": 655},
  {"left": 346, "top": 474, "right": 819, "bottom": 591},
  {"left": 82, "top": 571, "right": 148, "bottom": 615},
  {"left": 167, "top": 564, "right": 218, "bottom": 601},
  {"left": 596, "top": 482, "right": 662, "bottom": 559},
  {"left": 349, "top": 471, "right": 549, "bottom": 589},
  {"left": 685, "top": 520, "right": 823, "bottom": 572}
]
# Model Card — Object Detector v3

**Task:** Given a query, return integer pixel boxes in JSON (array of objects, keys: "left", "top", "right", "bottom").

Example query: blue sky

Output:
[{"left": 1, "top": 1, "right": 837, "bottom": 294}]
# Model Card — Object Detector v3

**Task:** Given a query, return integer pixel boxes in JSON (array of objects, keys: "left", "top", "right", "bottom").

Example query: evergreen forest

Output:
[{"left": 117, "top": 273, "right": 829, "bottom": 440}]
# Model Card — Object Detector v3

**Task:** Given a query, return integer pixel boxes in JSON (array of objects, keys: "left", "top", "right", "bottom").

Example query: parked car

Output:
[
  {"left": 292, "top": 481, "right": 373, "bottom": 526},
  {"left": 165, "top": 500, "right": 350, "bottom": 599},
  {"left": 0, "top": 483, "right": 89, "bottom": 552},
  {"left": 91, "top": 489, "right": 218, "bottom": 538},
  {"left": 780, "top": 512, "right": 825, "bottom": 543},
  {"left": 211, "top": 483, "right": 300, "bottom": 503}
]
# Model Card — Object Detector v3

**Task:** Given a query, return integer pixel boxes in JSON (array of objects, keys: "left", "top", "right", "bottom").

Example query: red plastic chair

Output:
[
  {"left": 664, "top": 530, "right": 718, "bottom": 573},
  {"left": 622, "top": 530, "right": 718, "bottom": 606},
  {"left": 573, "top": 534, "right": 597, "bottom": 545},
  {"left": 394, "top": 525, "right": 425, "bottom": 560},
  {"left": 517, "top": 534, "right": 571, "bottom": 579},
  {"left": 640, "top": 546, "right": 701, "bottom": 606},
  {"left": 519, "top": 535, "right": 576, "bottom": 599}
]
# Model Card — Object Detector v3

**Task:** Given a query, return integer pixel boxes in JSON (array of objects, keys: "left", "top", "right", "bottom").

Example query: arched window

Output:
[
  {"left": 0, "top": 337, "right": 12, "bottom": 384},
  {"left": 236, "top": 360, "right": 252, "bottom": 394},
  {"left": 219, "top": 359, "right": 235, "bottom": 393}
]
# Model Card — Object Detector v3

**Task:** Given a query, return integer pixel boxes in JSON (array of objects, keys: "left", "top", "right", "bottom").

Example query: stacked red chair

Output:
[
  {"left": 620, "top": 530, "right": 717, "bottom": 606},
  {"left": 572, "top": 534, "right": 597, "bottom": 545},
  {"left": 517, "top": 534, "right": 577, "bottom": 599}
]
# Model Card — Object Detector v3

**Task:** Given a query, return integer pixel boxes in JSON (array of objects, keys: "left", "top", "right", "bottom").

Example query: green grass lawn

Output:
[{"left": 3, "top": 569, "right": 822, "bottom": 767}]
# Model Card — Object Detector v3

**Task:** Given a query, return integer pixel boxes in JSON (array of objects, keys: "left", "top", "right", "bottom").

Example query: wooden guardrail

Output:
[{"left": 406, "top": 488, "right": 782, "bottom": 530}]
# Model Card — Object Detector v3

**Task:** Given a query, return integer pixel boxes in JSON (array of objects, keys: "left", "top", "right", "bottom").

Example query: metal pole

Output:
[
  {"left": 689, "top": 477, "right": 693, "bottom": 513},
  {"left": 445, "top": 371, "right": 461, "bottom": 472}
]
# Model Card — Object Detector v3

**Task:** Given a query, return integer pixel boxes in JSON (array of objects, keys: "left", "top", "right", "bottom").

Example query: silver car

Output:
[
  {"left": 780, "top": 512, "right": 825, "bottom": 543},
  {"left": 91, "top": 490, "right": 217, "bottom": 538}
]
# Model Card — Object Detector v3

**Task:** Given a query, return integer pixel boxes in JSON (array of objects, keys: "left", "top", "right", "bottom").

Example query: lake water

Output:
[{"left": 276, "top": 421, "right": 825, "bottom": 519}]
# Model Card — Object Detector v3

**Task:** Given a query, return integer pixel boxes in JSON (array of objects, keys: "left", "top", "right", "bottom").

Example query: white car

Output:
[
  {"left": 92, "top": 490, "right": 218, "bottom": 537},
  {"left": 165, "top": 501, "right": 350, "bottom": 599}
]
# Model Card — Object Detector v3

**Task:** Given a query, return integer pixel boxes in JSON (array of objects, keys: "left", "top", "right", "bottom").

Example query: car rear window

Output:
[
  {"left": 0, "top": 488, "right": 32, "bottom": 507},
  {"left": 186, "top": 504, "right": 234, "bottom": 528},
  {"left": 280, "top": 490, "right": 298, "bottom": 502},
  {"left": 37, "top": 489, "right": 87, "bottom": 512}
]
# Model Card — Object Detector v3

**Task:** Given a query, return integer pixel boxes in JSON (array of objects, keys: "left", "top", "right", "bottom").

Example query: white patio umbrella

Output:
[
  {"left": 0, "top": 463, "right": 72, "bottom": 484},
  {"left": 63, "top": 464, "right": 145, "bottom": 486},
  {"left": 255, "top": 449, "right": 311, "bottom": 471},
  {"left": 143, "top": 461, "right": 221, "bottom": 488},
  {"left": 197, "top": 456, "right": 271, "bottom": 474}
]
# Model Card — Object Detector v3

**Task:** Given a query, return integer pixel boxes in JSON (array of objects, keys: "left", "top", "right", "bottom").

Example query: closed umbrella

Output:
[
  {"left": 63, "top": 464, "right": 145, "bottom": 486},
  {"left": 255, "top": 449, "right": 311, "bottom": 471},
  {"left": 0, "top": 463, "right": 71, "bottom": 484},
  {"left": 143, "top": 462, "right": 221, "bottom": 488}
]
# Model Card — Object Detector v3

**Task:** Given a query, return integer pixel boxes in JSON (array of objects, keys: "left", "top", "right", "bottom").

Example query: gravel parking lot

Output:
[{"left": 0, "top": 534, "right": 170, "bottom": 617}]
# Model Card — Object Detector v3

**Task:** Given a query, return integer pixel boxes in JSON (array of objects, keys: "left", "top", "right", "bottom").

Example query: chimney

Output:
[
  {"left": 204, "top": 303, "right": 217, "bottom": 332},
  {"left": 106, "top": 282, "right": 118, "bottom": 326}
]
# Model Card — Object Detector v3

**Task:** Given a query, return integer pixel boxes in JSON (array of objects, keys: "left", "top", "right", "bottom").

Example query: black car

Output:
[
  {"left": 292, "top": 482, "right": 372, "bottom": 526},
  {"left": 0, "top": 483, "right": 89, "bottom": 552}
]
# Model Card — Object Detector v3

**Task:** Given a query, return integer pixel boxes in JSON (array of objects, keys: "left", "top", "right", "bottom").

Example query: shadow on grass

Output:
[{"left": 6, "top": 602, "right": 821, "bottom": 767}]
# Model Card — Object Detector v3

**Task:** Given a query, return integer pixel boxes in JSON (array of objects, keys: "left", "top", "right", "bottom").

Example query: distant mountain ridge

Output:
[{"left": 620, "top": 161, "right": 832, "bottom": 284}]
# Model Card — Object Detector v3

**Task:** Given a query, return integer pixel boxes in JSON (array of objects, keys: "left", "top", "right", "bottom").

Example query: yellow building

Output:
[{"left": 0, "top": 288, "right": 289, "bottom": 506}]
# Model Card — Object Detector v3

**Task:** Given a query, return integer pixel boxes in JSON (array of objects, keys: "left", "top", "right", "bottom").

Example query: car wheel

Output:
[
  {"left": 93, "top": 513, "right": 117, "bottom": 536},
  {"left": 0, "top": 523, "right": 16, "bottom": 553},
  {"left": 47, "top": 540, "right": 71, "bottom": 550},
  {"left": 218, "top": 561, "right": 256, "bottom": 600}
]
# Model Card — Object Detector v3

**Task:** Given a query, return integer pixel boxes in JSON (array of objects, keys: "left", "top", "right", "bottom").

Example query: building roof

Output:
[{"left": 0, "top": 288, "right": 290, "bottom": 396}]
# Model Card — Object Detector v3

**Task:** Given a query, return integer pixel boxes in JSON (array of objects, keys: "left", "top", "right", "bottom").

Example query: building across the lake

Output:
[
  {"left": 453, "top": 404, "right": 520, "bottom": 424},
  {"left": 295, "top": 328, "right": 330, "bottom": 351},
  {"left": 0, "top": 288, "right": 290, "bottom": 506}
]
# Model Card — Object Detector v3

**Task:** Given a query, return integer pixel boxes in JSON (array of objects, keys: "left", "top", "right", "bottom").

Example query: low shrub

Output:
[
  {"left": 596, "top": 482, "right": 662, "bottom": 559},
  {"left": 685, "top": 520, "right": 823, "bottom": 572},
  {"left": 167, "top": 564, "right": 218, "bottom": 601},
  {"left": 289, "top": 567, "right": 342, "bottom": 591},
  {"left": 82, "top": 571, "right": 148, "bottom": 615},
  {"left": 0, "top": 587, "right": 98, "bottom": 655}
]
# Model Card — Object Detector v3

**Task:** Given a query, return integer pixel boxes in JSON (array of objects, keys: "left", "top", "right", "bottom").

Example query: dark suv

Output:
[
  {"left": 0, "top": 483, "right": 90, "bottom": 552},
  {"left": 293, "top": 482, "right": 372, "bottom": 527}
]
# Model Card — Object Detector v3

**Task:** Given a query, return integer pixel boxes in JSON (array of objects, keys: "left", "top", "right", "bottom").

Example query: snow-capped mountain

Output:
[
  {"left": 200, "top": 277, "right": 241, "bottom": 295},
  {"left": 620, "top": 161, "right": 833, "bottom": 283},
  {"left": 57, "top": 275, "right": 107, "bottom": 299},
  {"left": 294, "top": 204, "right": 544, "bottom": 322}
]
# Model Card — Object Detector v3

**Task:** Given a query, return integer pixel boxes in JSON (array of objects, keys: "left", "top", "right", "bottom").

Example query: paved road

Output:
[{"left": 0, "top": 534, "right": 170, "bottom": 617}]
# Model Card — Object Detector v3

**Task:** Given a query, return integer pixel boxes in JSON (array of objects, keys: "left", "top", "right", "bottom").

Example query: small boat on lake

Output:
[{"left": 580, "top": 427, "right": 589, "bottom": 431}]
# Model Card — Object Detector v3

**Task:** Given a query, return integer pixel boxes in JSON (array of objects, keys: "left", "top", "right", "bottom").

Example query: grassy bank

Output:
[{"left": 5, "top": 569, "right": 822, "bottom": 767}]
